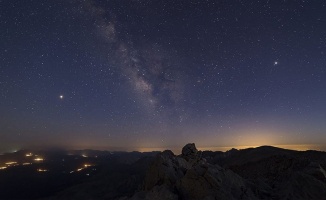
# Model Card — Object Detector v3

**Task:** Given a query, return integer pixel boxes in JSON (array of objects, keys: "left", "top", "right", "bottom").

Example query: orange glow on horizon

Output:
[
  {"left": 134, "top": 142, "right": 326, "bottom": 154},
  {"left": 198, "top": 144, "right": 326, "bottom": 152}
]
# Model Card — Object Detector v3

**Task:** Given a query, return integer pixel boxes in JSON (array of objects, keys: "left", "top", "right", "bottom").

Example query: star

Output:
[{"left": 0, "top": 0, "right": 325, "bottom": 156}]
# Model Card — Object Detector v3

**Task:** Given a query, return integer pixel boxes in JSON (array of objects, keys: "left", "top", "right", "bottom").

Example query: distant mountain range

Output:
[{"left": 1, "top": 144, "right": 326, "bottom": 199}]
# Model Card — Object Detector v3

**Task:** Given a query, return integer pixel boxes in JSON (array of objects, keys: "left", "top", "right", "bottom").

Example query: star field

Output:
[{"left": 1, "top": 0, "right": 326, "bottom": 152}]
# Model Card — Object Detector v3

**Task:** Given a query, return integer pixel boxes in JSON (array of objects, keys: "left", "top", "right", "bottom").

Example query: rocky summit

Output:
[
  {"left": 123, "top": 144, "right": 326, "bottom": 200},
  {"left": 125, "top": 143, "right": 258, "bottom": 200}
]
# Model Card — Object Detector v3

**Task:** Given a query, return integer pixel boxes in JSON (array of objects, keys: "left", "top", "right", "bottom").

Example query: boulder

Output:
[{"left": 181, "top": 143, "right": 202, "bottom": 165}]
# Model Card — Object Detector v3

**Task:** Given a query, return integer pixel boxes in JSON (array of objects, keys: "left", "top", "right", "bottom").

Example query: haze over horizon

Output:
[{"left": 1, "top": 0, "right": 326, "bottom": 153}]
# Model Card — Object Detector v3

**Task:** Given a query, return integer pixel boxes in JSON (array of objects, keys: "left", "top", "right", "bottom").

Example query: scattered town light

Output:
[
  {"left": 74, "top": 164, "right": 93, "bottom": 172},
  {"left": 22, "top": 163, "right": 32, "bottom": 165},
  {"left": 34, "top": 158, "right": 44, "bottom": 161},
  {"left": 5, "top": 162, "right": 17, "bottom": 165}
]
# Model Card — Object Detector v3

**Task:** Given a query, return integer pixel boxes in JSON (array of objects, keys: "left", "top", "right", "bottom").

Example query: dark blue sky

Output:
[{"left": 1, "top": 0, "right": 326, "bottom": 152}]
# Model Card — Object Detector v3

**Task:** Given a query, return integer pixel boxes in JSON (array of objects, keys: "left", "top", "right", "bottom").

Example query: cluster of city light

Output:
[
  {"left": 37, "top": 169, "right": 48, "bottom": 172},
  {"left": 0, "top": 161, "right": 19, "bottom": 169},
  {"left": 26, "top": 152, "right": 44, "bottom": 162},
  {"left": 0, "top": 162, "right": 32, "bottom": 169},
  {"left": 70, "top": 164, "right": 93, "bottom": 174},
  {"left": 5, "top": 162, "right": 18, "bottom": 166},
  {"left": 22, "top": 163, "right": 32, "bottom": 165},
  {"left": 0, "top": 160, "right": 33, "bottom": 170},
  {"left": 0, "top": 152, "right": 46, "bottom": 170},
  {"left": 25, "top": 153, "right": 33, "bottom": 157},
  {"left": 34, "top": 157, "right": 44, "bottom": 161},
  {"left": 0, "top": 151, "right": 97, "bottom": 173}
]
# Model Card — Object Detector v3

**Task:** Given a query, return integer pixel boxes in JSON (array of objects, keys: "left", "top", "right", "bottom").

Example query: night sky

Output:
[{"left": 1, "top": 0, "right": 326, "bottom": 153}]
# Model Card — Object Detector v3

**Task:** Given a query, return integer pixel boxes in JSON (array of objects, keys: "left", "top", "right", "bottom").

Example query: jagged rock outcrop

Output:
[
  {"left": 181, "top": 143, "right": 200, "bottom": 161},
  {"left": 126, "top": 143, "right": 258, "bottom": 200},
  {"left": 143, "top": 150, "right": 186, "bottom": 190}
]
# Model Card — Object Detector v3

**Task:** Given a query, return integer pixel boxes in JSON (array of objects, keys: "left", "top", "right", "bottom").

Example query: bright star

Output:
[
  {"left": 59, "top": 95, "right": 64, "bottom": 99},
  {"left": 274, "top": 61, "right": 278, "bottom": 65}
]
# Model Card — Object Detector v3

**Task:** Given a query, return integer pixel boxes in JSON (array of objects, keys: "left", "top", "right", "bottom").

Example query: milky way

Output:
[{"left": 83, "top": 1, "right": 187, "bottom": 113}]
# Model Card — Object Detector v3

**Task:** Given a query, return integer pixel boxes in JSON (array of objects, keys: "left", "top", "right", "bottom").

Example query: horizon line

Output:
[{"left": 1, "top": 143, "right": 325, "bottom": 155}]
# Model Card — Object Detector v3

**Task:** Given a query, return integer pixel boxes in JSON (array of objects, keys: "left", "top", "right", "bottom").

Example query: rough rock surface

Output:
[{"left": 126, "top": 143, "right": 258, "bottom": 200}]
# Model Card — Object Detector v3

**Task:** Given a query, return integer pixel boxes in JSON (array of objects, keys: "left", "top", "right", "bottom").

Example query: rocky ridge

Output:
[{"left": 124, "top": 143, "right": 259, "bottom": 200}]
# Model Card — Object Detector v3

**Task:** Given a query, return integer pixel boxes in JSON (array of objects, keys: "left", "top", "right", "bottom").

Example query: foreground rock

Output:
[{"left": 124, "top": 143, "right": 258, "bottom": 200}]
